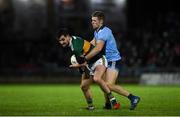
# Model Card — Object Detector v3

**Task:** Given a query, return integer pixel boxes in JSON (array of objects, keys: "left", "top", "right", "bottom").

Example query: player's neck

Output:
[{"left": 96, "top": 24, "right": 104, "bottom": 32}]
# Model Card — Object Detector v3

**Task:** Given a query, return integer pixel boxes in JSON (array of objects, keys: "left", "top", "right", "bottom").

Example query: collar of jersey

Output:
[
  {"left": 96, "top": 25, "right": 105, "bottom": 33},
  {"left": 69, "top": 36, "right": 76, "bottom": 51}
]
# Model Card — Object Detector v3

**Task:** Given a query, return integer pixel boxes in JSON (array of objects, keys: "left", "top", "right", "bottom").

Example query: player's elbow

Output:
[{"left": 95, "top": 46, "right": 103, "bottom": 53}]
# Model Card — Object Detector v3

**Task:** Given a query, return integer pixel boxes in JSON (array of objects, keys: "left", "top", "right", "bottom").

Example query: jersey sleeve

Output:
[{"left": 96, "top": 29, "right": 109, "bottom": 42}]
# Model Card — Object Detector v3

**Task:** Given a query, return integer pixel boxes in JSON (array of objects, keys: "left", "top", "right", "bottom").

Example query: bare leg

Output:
[
  {"left": 80, "top": 73, "right": 93, "bottom": 108},
  {"left": 93, "top": 65, "right": 120, "bottom": 109},
  {"left": 93, "top": 65, "right": 111, "bottom": 93},
  {"left": 105, "top": 68, "right": 130, "bottom": 97},
  {"left": 104, "top": 68, "right": 140, "bottom": 110}
]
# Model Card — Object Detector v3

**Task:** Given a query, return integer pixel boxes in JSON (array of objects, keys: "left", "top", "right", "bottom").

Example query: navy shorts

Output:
[{"left": 107, "top": 60, "right": 121, "bottom": 72}]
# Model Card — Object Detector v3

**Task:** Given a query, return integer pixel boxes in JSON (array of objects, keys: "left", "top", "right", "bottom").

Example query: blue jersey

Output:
[{"left": 94, "top": 26, "right": 121, "bottom": 62}]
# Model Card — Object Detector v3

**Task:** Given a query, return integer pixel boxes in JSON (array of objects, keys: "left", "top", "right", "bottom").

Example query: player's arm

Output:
[
  {"left": 85, "top": 39, "right": 105, "bottom": 60},
  {"left": 90, "top": 38, "right": 95, "bottom": 46}
]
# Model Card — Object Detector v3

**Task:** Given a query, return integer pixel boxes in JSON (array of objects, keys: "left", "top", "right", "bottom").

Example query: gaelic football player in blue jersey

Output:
[{"left": 82, "top": 11, "right": 140, "bottom": 110}]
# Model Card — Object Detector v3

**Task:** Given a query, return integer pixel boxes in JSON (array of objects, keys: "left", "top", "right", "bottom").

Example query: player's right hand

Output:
[
  {"left": 69, "top": 62, "right": 87, "bottom": 68},
  {"left": 76, "top": 55, "right": 86, "bottom": 64}
]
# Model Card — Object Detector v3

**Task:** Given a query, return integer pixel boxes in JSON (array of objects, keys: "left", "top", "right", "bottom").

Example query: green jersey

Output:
[{"left": 70, "top": 36, "right": 104, "bottom": 64}]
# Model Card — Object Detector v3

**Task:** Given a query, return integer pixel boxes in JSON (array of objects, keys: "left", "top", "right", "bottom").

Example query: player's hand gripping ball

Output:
[{"left": 71, "top": 55, "right": 78, "bottom": 65}]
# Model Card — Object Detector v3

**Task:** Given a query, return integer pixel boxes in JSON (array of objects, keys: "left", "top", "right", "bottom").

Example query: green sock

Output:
[{"left": 87, "top": 98, "right": 93, "bottom": 107}]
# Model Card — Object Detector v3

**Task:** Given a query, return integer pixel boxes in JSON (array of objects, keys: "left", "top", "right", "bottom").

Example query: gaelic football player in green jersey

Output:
[{"left": 56, "top": 28, "right": 120, "bottom": 110}]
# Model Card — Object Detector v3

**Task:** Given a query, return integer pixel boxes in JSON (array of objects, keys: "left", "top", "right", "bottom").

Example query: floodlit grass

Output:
[{"left": 0, "top": 84, "right": 180, "bottom": 116}]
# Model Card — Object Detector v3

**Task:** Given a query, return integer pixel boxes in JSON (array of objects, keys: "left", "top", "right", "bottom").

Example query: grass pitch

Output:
[{"left": 0, "top": 84, "right": 180, "bottom": 116}]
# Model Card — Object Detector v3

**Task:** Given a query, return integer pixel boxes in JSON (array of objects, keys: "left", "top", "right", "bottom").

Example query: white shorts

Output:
[{"left": 86, "top": 55, "right": 107, "bottom": 75}]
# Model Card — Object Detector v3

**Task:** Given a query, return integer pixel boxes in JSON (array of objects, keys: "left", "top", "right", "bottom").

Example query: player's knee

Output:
[
  {"left": 80, "top": 84, "right": 89, "bottom": 91},
  {"left": 93, "top": 77, "right": 101, "bottom": 84},
  {"left": 106, "top": 82, "right": 114, "bottom": 90}
]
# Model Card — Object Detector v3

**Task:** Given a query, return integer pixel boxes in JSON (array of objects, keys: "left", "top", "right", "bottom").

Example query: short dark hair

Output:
[
  {"left": 91, "top": 11, "right": 105, "bottom": 21},
  {"left": 56, "top": 28, "right": 72, "bottom": 39}
]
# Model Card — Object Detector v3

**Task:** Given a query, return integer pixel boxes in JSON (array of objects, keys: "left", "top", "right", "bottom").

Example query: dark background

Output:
[{"left": 0, "top": 0, "right": 179, "bottom": 83}]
